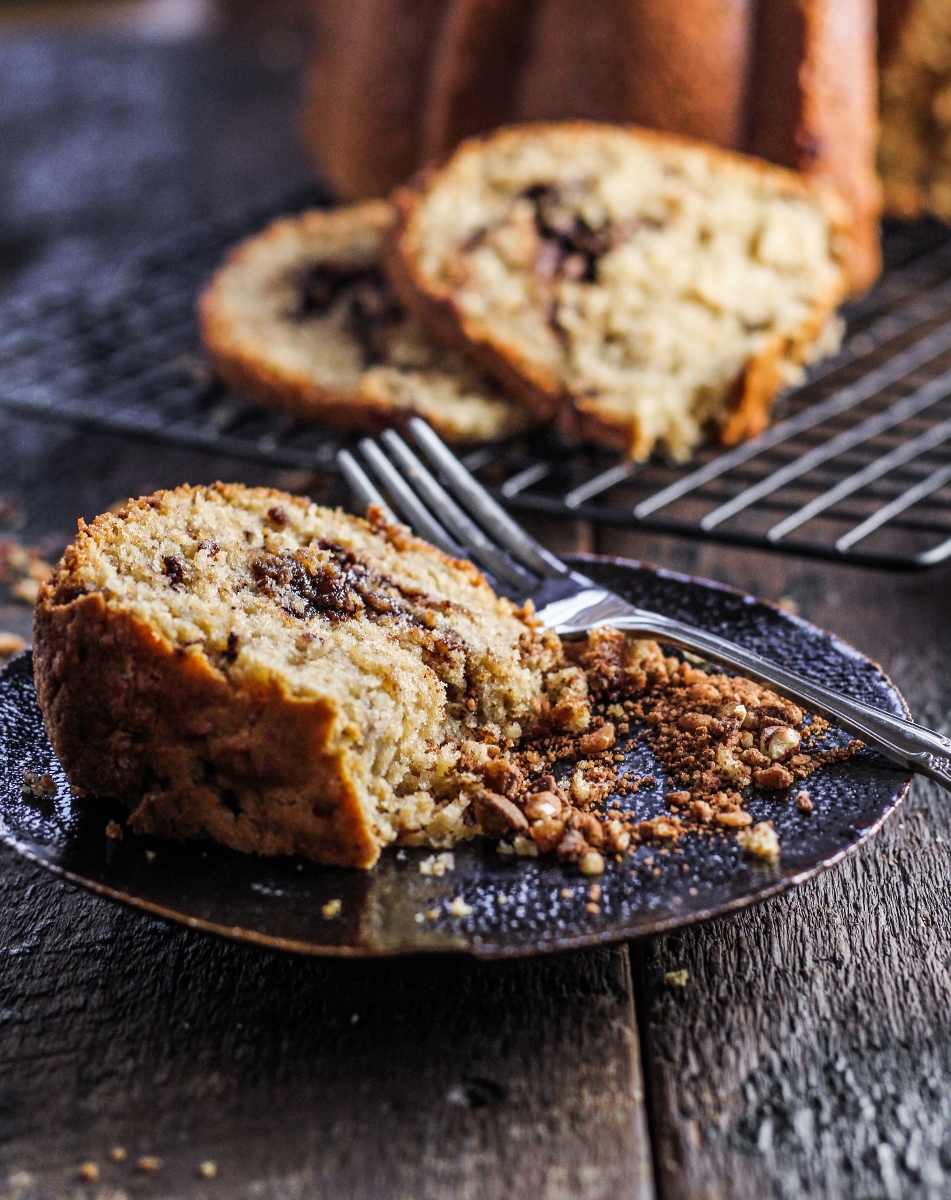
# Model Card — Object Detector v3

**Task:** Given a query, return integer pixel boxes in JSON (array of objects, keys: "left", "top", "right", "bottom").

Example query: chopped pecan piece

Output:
[
  {"left": 567, "top": 811, "right": 605, "bottom": 847},
  {"left": 579, "top": 850, "right": 605, "bottom": 876},
  {"left": 760, "top": 724, "right": 801, "bottom": 761},
  {"left": 753, "top": 764, "right": 794, "bottom": 790},
  {"left": 530, "top": 773, "right": 567, "bottom": 802},
  {"left": 524, "top": 790, "right": 563, "bottom": 820},
  {"left": 604, "top": 819, "right": 631, "bottom": 853},
  {"left": 473, "top": 789, "right": 529, "bottom": 836},
  {"left": 557, "top": 829, "right": 589, "bottom": 862},
  {"left": 484, "top": 758, "right": 524, "bottom": 798},
  {"left": 740, "top": 748, "right": 770, "bottom": 768},
  {"left": 677, "top": 712, "right": 720, "bottom": 734},
  {"left": 578, "top": 722, "right": 616, "bottom": 755},
  {"left": 530, "top": 817, "right": 566, "bottom": 853},
  {"left": 714, "top": 810, "right": 753, "bottom": 828}
]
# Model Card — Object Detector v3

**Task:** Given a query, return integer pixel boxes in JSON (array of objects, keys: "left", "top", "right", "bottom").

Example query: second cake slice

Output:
[{"left": 386, "top": 123, "right": 852, "bottom": 460}]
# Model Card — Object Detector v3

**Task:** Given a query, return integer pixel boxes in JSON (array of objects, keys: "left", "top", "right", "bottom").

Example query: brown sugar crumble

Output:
[
  {"left": 461, "top": 628, "right": 861, "bottom": 874},
  {"left": 0, "top": 537, "right": 53, "bottom": 607}
]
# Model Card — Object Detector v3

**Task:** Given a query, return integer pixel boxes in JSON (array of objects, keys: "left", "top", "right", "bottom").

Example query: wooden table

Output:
[{"left": 1, "top": 31, "right": 949, "bottom": 1200}]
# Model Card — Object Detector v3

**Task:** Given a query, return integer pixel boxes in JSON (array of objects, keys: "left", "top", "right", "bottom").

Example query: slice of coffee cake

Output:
[{"left": 33, "top": 483, "right": 587, "bottom": 868}]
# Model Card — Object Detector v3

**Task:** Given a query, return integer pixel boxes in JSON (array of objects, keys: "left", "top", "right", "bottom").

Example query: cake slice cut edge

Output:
[
  {"left": 198, "top": 201, "right": 535, "bottom": 445},
  {"left": 385, "top": 121, "right": 852, "bottom": 461}
]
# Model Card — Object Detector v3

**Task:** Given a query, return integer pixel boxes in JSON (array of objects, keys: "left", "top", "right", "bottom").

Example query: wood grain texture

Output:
[
  {"left": 600, "top": 529, "right": 951, "bottom": 1200},
  {"left": 0, "top": 848, "right": 653, "bottom": 1199}
]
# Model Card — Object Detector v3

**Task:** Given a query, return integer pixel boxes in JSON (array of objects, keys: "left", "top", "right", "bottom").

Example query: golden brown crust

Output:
[
  {"left": 385, "top": 121, "right": 851, "bottom": 457},
  {"left": 34, "top": 574, "right": 379, "bottom": 869},
  {"left": 383, "top": 191, "right": 563, "bottom": 423}
]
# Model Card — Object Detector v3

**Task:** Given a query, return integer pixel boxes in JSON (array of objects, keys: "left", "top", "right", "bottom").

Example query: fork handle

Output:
[{"left": 609, "top": 611, "right": 951, "bottom": 792}]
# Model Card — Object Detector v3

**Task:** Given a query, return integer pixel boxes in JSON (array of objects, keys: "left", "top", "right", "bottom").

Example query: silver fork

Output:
[{"left": 339, "top": 418, "right": 951, "bottom": 793}]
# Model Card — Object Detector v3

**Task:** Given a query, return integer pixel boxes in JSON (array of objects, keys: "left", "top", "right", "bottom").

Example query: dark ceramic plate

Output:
[{"left": 0, "top": 557, "right": 912, "bottom": 959}]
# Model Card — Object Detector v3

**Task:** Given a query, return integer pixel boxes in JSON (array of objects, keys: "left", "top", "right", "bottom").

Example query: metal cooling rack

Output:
[{"left": 1, "top": 190, "right": 951, "bottom": 570}]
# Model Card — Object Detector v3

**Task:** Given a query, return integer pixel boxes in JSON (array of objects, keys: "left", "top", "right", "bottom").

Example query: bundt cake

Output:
[
  {"left": 198, "top": 202, "right": 532, "bottom": 443},
  {"left": 304, "top": 0, "right": 881, "bottom": 291},
  {"left": 385, "top": 123, "right": 849, "bottom": 461},
  {"left": 878, "top": 0, "right": 951, "bottom": 219},
  {"left": 33, "top": 484, "right": 590, "bottom": 869}
]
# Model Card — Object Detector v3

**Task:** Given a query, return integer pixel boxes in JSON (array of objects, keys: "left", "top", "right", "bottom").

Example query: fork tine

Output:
[
  {"left": 379, "top": 430, "right": 536, "bottom": 591},
  {"left": 408, "top": 418, "right": 568, "bottom": 580},
  {"left": 356, "top": 438, "right": 466, "bottom": 559},
  {"left": 337, "top": 448, "right": 396, "bottom": 525}
]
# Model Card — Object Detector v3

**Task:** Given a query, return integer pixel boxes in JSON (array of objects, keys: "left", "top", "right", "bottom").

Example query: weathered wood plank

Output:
[
  {"left": 601, "top": 529, "right": 951, "bottom": 1200},
  {"left": 0, "top": 848, "right": 654, "bottom": 1200}
]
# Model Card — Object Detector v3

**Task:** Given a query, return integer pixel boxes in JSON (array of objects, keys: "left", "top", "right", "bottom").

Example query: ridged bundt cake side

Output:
[{"left": 303, "top": 0, "right": 881, "bottom": 291}]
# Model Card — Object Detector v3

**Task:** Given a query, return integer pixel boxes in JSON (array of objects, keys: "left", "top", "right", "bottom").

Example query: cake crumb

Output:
[
  {"left": 737, "top": 821, "right": 781, "bottom": 864},
  {"left": 76, "top": 1162, "right": 99, "bottom": 1182},
  {"left": 109, "top": 1147, "right": 127, "bottom": 1163},
  {"left": 666, "top": 969, "right": 689, "bottom": 987},
  {"left": 0, "top": 632, "right": 26, "bottom": 658},
  {"left": 22, "top": 770, "right": 56, "bottom": 798},
  {"left": 579, "top": 850, "right": 605, "bottom": 876},
  {"left": 12, "top": 577, "right": 40, "bottom": 604},
  {"left": 586, "top": 901, "right": 600, "bottom": 913},
  {"left": 796, "top": 789, "right": 814, "bottom": 813},
  {"left": 419, "top": 851, "right": 455, "bottom": 876},
  {"left": 449, "top": 897, "right": 472, "bottom": 917},
  {"left": 105, "top": 820, "right": 123, "bottom": 840},
  {"left": 321, "top": 898, "right": 342, "bottom": 919},
  {"left": 144, "top": 850, "right": 157, "bottom": 862},
  {"left": 137, "top": 1156, "right": 162, "bottom": 1174},
  {"left": 197, "top": 1161, "right": 218, "bottom": 1180}
]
